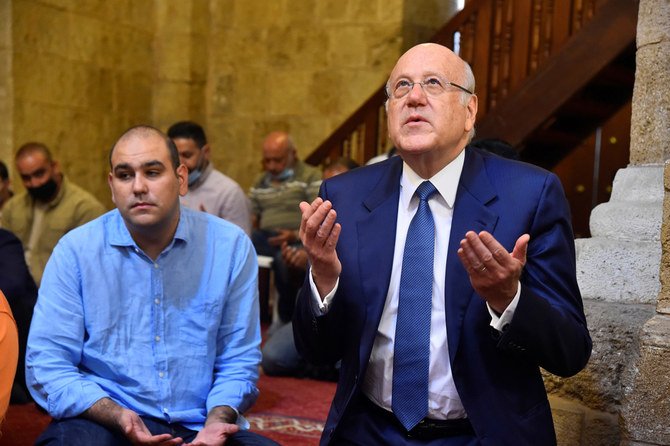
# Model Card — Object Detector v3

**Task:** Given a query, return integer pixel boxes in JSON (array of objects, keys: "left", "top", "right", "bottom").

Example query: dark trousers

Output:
[
  {"left": 35, "top": 416, "right": 279, "bottom": 446},
  {"left": 252, "top": 230, "right": 304, "bottom": 323},
  {"left": 330, "top": 393, "right": 480, "bottom": 446}
]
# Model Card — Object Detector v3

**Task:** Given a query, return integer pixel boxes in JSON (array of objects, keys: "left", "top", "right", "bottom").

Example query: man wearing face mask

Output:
[
  {"left": 167, "top": 121, "right": 251, "bottom": 235},
  {"left": 249, "top": 131, "right": 321, "bottom": 325},
  {"left": 0, "top": 142, "right": 105, "bottom": 285}
]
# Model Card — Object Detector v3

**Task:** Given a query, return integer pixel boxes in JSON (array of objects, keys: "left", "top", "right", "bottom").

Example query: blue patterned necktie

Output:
[{"left": 392, "top": 180, "right": 438, "bottom": 431}]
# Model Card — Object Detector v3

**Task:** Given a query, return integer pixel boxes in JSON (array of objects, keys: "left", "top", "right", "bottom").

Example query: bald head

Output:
[
  {"left": 262, "top": 131, "right": 296, "bottom": 177},
  {"left": 109, "top": 125, "right": 180, "bottom": 170},
  {"left": 384, "top": 43, "right": 478, "bottom": 178},
  {"left": 387, "top": 43, "right": 475, "bottom": 105}
]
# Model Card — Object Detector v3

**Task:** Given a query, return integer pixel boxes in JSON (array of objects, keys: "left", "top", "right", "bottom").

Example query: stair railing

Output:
[{"left": 306, "top": 0, "right": 609, "bottom": 167}]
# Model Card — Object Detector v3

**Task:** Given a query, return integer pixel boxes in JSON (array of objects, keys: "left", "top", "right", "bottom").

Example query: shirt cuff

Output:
[
  {"left": 488, "top": 281, "right": 521, "bottom": 332},
  {"left": 236, "top": 412, "right": 250, "bottom": 430},
  {"left": 308, "top": 267, "right": 339, "bottom": 316}
]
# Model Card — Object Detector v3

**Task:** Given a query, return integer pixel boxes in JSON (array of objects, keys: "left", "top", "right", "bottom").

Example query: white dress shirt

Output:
[{"left": 310, "top": 149, "right": 519, "bottom": 420}]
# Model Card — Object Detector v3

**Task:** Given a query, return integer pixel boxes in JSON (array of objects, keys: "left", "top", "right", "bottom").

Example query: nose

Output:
[
  {"left": 24, "top": 175, "right": 44, "bottom": 189},
  {"left": 132, "top": 174, "right": 148, "bottom": 195},
  {"left": 406, "top": 82, "right": 428, "bottom": 106}
]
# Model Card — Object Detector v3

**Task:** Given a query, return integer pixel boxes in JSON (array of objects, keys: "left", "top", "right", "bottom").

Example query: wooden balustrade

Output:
[{"left": 306, "top": 0, "right": 611, "bottom": 167}]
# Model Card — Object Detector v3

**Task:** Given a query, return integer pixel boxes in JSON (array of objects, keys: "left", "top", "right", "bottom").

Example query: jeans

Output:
[
  {"left": 35, "top": 416, "right": 280, "bottom": 446},
  {"left": 252, "top": 230, "right": 304, "bottom": 323},
  {"left": 261, "top": 322, "right": 304, "bottom": 376}
]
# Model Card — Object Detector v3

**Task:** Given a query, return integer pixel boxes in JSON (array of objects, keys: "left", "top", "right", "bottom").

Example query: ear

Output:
[
  {"left": 107, "top": 172, "right": 117, "bottom": 206},
  {"left": 464, "top": 94, "right": 478, "bottom": 132},
  {"left": 177, "top": 164, "right": 188, "bottom": 196},
  {"left": 202, "top": 144, "right": 211, "bottom": 161}
]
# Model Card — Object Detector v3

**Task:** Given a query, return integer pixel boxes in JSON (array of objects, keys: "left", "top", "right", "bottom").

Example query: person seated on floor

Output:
[
  {"left": 249, "top": 131, "right": 321, "bottom": 329},
  {"left": 167, "top": 121, "right": 252, "bottom": 235},
  {"left": 470, "top": 137, "right": 519, "bottom": 160},
  {"left": 26, "top": 125, "right": 279, "bottom": 446},
  {"left": 0, "top": 290, "right": 19, "bottom": 428},
  {"left": 0, "top": 228, "right": 38, "bottom": 405},
  {"left": 1, "top": 142, "right": 106, "bottom": 285},
  {"left": 261, "top": 157, "right": 359, "bottom": 380},
  {"left": 365, "top": 146, "right": 398, "bottom": 165},
  {"left": 0, "top": 160, "right": 13, "bottom": 218}
]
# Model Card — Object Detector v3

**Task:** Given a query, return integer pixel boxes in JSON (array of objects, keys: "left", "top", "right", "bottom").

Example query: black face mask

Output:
[{"left": 27, "top": 178, "right": 58, "bottom": 202}]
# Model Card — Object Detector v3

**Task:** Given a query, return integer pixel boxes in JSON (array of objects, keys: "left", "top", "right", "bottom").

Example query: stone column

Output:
[
  {"left": 619, "top": 0, "right": 670, "bottom": 443},
  {"left": 575, "top": 0, "right": 670, "bottom": 444},
  {"left": 152, "top": 0, "right": 209, "bottom": 130},
  {"left": 0, "top": 0, "right": 13, "bottom": 163}
]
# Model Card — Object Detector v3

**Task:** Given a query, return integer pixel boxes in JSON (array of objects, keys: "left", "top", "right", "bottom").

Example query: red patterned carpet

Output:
[
  {"left": 248, "top": 375, "right": 336, "bottom": 445},
  {"left": 0, "top": 374, "right": 336, "bottom": 446}
]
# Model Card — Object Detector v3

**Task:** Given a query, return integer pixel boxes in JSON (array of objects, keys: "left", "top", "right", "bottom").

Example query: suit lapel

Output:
[
  {"left": 445, "top": 149, "right": 499, "bottom": 362},
  {"left": 357, "top": 157, "right": 402, "bottom": 364}
]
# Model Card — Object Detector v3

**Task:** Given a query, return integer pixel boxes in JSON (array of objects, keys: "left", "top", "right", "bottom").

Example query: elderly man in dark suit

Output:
[{"left": 293, "top": 43, "right": 591, "bottom": 445}]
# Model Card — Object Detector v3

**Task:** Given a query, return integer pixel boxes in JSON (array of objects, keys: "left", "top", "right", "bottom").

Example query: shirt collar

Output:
[
  {"left": 400, "top": 148, "right": 465, "bottom": 209},
  {"left": 108, "top": 206, "right": 190, "bottom": 250}
]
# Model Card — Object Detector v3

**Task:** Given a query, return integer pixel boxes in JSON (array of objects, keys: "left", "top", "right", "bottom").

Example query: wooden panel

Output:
[
  {"left": 551, "top": 99, "right": 631, "bottom": 238},
  {"left": 471, "top": 5, "right": 493, "bottom": 115},
  {"left": 475, "top": 0, "right": 637, "bottom": 146},
  {"left": 551, "top": 0, "right": 573, "bottom": 51},
  {"left": 487, "top": 1, "right": 504, "bottom": 109},
  {"left": 307, "top": 0, "right": 635, "bottom": 169},
  {"left": 508, "top": 0, "right": 532, "bottom": 93}
]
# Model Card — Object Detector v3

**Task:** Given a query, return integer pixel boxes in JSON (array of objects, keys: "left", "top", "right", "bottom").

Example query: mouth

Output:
[
  {"left": 131, "top": 202, "right": 154, "bottom": 209},
  {"left": 405, "top": 115, "right": 428, "bottom": 125}
]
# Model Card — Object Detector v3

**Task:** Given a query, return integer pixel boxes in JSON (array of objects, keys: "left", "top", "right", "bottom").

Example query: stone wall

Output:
[
  {"left": 548, "top": 0, "right": 670, "bottom": 444},
  {"left": 0, "top": 0, "right": 13, "bottom": 164},
  {"left": 202, "top": 0, "right": 456, "bottom": 190},
  {"left": 203, "top": 0, "right": 407, "bottom": 189},
  {"left": 9, "top": 0, "right": 157, "bottom": 208},
  {"left": 1, "top": 0, "right": 457, "bottom": 205}
]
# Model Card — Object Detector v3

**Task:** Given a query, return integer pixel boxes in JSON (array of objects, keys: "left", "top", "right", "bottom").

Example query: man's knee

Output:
[
  {"left": 35, "top": 417, "right": 128, "bottom": 446},
  {"left": 227, "top": 429, "right": 281, "bottom": 446}
]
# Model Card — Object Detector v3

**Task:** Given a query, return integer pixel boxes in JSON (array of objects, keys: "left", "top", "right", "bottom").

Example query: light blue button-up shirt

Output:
[{"left": 26, "top": 207, "right": 261, "bottom": 431}]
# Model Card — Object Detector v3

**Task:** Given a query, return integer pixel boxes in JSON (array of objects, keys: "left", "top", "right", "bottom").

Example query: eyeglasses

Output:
[{"left": 388, "top": 76, "right": 473, "bottom": 99}]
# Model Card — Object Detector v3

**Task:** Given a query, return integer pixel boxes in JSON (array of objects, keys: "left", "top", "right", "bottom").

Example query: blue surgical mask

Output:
[
  {"left": 188, "top": 168, "right": 203, "bottom": 186},
  {"left": 187, "top": 154, "right": 207, "bottom": 186},
  {"left": 271, "top": 168, "right": 294, "bottom": 182}
]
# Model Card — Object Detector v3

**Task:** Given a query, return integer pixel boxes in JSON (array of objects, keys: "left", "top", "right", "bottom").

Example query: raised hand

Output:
[
  {"left": 457, "top": 230, "right": 529, "bottom": 314},
  {"left": 299, "top": 198, "right": 342, "bottom": 298}
]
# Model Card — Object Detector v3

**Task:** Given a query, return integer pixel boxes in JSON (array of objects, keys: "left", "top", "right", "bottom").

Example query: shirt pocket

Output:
[{"left": 177, "top": 302, "right": 216, "bottom": 361}]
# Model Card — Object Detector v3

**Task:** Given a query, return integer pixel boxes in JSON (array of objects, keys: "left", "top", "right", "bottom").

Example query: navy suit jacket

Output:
[{"left": 293, "top": 148, "right": 592, "bottom": 445}]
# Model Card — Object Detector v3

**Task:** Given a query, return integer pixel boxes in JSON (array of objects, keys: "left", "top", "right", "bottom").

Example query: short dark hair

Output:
[
  {"left": 470, "top": 138, "right": 519, "bottom": 160},
  {"left": 15, "top": 142, "right": 53, "bottom": 163},
  {"left": 0, "top": 160, "right": 9, "bottom": 181},
  {"left": 110, "top": 125, "right": 181, "bottom": 170},
  {"left": 167, "top": 121, "right": 207, "bottom": 149}
]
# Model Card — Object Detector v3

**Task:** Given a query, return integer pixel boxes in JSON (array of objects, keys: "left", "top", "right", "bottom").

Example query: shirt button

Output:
[
  {"left": 154, "top": 298, "right": 160, "bottom": 305},
  {"left": 155, "top": 336, "right": 161, "bottom": 342},
  {"left": 159, "top": 371, "right": 164, "bottom": 378}
]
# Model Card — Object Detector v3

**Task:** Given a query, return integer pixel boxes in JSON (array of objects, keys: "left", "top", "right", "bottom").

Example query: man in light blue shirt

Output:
[{"left": 26, "top": 126, "right": 278, "bottom": 446}]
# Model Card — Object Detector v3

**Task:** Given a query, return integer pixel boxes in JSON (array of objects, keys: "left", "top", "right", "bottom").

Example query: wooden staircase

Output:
[{"left": 306, "top": 0, "right": 638, "bottom": 169}]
